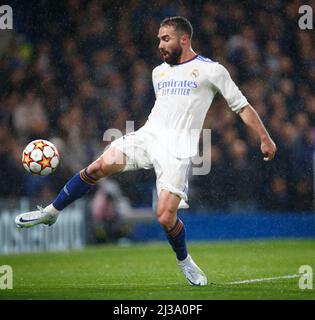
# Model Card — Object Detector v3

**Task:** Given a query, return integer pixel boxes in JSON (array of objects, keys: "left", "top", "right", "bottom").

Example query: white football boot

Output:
[
  {"left": 178, "top": 254, "right": 208, "bottom": 286},
  {"left": 15, "top": 205, "right": 59, "bottom": 228}
]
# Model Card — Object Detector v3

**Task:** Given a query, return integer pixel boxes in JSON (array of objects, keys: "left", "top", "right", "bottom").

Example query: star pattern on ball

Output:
[
  {"left": 22, "top": 140, "right": 60, "bottom": 176},
  {"left": 34, "top": 140, "right": 47, "bottom": 151},
  {"left": 23, "top": 152, "right": 32, "bottom": 166},
  {"left": 38, "top": 155, "right": 52, "bottom": 170}
]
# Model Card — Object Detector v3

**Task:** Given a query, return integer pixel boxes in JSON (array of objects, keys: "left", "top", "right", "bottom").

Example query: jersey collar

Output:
[{"left": 177, "top": 54, "right": 199, "bottom": 65}]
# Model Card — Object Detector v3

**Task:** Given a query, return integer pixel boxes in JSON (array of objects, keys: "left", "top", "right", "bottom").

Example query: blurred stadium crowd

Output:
[{"left": 0, "top": 0, "right": 314, "bottom": 212}]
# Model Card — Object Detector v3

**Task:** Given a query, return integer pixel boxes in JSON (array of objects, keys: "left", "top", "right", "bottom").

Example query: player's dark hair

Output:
[{"left": 160, "top": 16, "right": 193, "bottom": 40}]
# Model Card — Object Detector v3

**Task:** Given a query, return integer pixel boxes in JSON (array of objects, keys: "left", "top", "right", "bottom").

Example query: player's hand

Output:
[{"left": 261, "top": 137, "right": 277, "bottom": 161}]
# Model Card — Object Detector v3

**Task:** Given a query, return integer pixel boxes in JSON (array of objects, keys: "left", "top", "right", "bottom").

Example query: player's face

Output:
[{"left": 158, "top": 26, "right": 183, "bottom": 65}]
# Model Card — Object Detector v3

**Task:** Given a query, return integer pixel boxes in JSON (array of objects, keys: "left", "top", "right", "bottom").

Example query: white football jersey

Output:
[{"left": 144, "top": 55, "right": 249, "bottom": 158}]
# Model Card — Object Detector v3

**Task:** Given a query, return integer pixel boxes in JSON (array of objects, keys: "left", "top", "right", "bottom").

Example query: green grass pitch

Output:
[{"left": 0, "top": 239, "right": 314, "bottom": 300}]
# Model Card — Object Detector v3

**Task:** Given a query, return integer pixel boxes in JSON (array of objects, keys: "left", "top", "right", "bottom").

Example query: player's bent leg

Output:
[
  {"left": 15, "top": 147, "right": 127, "bottom": 228},
  {"left": 157, "top": 190, "right": 207, "bottom": 286},
  {"left": 86, "top": 146, "right": 127, "bottom": 180}
]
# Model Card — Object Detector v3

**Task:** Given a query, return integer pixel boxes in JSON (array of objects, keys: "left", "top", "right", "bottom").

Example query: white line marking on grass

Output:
[{"left": 225, "top": 274, "right": 300, "bottom": 285}]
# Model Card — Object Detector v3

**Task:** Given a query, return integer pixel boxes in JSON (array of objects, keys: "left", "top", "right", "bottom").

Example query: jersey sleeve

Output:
[{"left": 209, "top": 63, "right": 249, "bottom": 113}]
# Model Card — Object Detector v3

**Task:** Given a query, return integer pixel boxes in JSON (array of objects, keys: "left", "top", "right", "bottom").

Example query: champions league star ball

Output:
[{"left": 22, "top": 139, "right": 60, "bottom": 176}]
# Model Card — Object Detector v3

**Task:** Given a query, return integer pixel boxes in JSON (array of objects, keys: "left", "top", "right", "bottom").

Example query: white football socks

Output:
[{"left": 44, "top": 204, "right": 60, "bottom": 216}]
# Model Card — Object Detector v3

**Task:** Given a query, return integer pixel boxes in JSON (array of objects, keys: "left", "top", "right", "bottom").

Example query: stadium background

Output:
[{"left": 0, "top": 0, "right": 314, "bottom": 247}]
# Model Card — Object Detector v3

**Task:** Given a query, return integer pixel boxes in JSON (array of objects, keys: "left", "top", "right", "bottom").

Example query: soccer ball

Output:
[{"left": 22, "top": 139, "right": 60, "bottom": 176}]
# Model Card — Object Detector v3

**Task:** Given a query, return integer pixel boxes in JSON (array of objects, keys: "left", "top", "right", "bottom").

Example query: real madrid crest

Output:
[{"left": 191, "top": 69, "right": 199, "bottom": 78}]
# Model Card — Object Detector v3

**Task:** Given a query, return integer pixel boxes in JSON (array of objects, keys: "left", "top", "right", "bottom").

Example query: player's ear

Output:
[{"left": 180, "top": 33, "right": 189, "bottom": 46}]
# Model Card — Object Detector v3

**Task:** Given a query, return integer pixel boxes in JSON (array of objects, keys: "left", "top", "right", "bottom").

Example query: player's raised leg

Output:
[
  {"left": 15, "top": 146, "right": 127, "bottom": 228},
  {"left": 157, "top": 190, "right": 207, "bottom": 286}
]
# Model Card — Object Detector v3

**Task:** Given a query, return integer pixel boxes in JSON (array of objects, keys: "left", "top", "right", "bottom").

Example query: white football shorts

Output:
[{"left": 108, "top": 126, "right": 191, "bottom": 209}]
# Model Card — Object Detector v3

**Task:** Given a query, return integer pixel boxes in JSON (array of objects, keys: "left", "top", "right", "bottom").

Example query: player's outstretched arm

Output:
[{"left": 239, "top": 104, "right": 277, "bottom": 161}]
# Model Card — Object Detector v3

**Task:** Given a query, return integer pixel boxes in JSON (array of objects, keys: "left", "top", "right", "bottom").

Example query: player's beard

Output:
[{"left": 162, "top": 45, "right": 183, "bottom": 66}]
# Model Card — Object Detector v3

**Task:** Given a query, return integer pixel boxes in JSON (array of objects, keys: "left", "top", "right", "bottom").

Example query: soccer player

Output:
[{"left": 15, "top": 16, "right": 276, "bottom": 286}]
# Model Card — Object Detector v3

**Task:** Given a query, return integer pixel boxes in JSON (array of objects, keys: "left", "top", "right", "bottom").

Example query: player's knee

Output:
[
  {"left": 157, "top": 209, "right": 177, "bottom": 230},
  {"left": 86, "top": 157, "right": 108, "bottom": 180}
]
